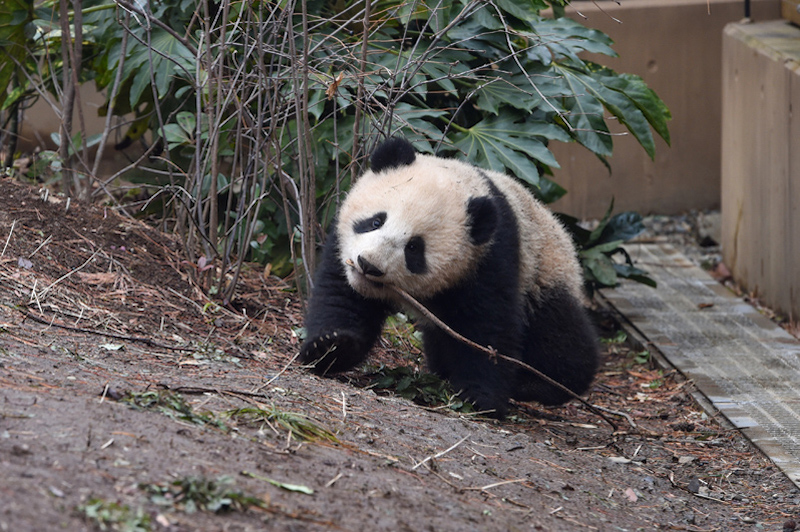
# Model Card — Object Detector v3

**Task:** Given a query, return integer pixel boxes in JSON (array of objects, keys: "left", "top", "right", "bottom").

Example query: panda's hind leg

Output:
[{"left": 514, "top": 287, "right": 600, "bottom": 405}]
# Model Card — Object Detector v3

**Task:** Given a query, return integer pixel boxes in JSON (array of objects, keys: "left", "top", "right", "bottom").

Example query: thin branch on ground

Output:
[
  {"left": 36, "top": 248, "right": 101, "bottom": 300},
  {"left": 412, "top": 435, "right": 469, "bottom": 470},
  {"left": 15, "top": 306, "right": 196, "bottom": 352},
  {"left": 1, "top": 220, "right": 15, "bottom": 258},
  {"left": 386, "top": 284, "right": 621, "bottom": 433}
]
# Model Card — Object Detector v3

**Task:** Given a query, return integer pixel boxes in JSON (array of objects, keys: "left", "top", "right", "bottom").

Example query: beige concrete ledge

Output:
[{"left": 720, "top": 20, "right": 800, "bottom": 321}]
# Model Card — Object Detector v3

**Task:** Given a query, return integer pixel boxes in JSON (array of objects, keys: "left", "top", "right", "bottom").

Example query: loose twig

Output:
[
  {"left": 386, "top": 285, "right": 620, "bottom": 432},
  {"left": 412, "top": 435, "right": 469, "bottom": 470},
  {"left": 464, "top": 478, "right": 527, "bottom": 491},
  {"left": 35, "top": 248, "right": 101, "bottom": 300},
  {"left": 1, "top": 220, "right": 15, "bottom": 258},
  {"left": 16, "top": 307, "right": 195, "bottom": 352},
  {"left": 593, "top": 405, "right": 658, "bottom": 435}
]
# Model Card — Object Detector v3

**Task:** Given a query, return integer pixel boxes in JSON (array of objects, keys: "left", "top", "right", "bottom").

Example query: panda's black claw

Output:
[
  {"left": 300, "top": 330, "right": 369, "bottom": 375},
  {"left": 453, "top": 380, "right": 510, "bottom": 419}
]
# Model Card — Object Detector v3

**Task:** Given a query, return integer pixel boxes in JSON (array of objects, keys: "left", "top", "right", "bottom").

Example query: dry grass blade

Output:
[
  {"left": 226, "top": 406, "right": 338, "bottom": 443},
  {"left": 412, "top": 435, "right": 469, "bottom": 470},
  {"left": 1, "top": 220, "right": 15, "bottom": 258},
  {"left": 36, "top": 248, "right": 101, "bottom": 300},
  {"left": 464, "top": 478, "right": 527, "bottom": 491}
]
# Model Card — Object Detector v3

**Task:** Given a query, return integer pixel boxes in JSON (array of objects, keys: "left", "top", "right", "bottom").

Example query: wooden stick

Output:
[
  {"left": 386, "top": 285, "right": 619, "bottom": 432},
  {"left": 16, "top": 306, "right": 195, "bottom": 352},
  {"left": 412, "top": 435, "right": 469, "bottom": 470},
  {"left": 1, "top": 219, "right": 15, "bottom": 258}
]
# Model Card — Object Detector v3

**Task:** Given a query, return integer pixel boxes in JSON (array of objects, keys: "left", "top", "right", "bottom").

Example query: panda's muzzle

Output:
[{"left": 357, "top": 255, "right": 384, "bottom": 278}]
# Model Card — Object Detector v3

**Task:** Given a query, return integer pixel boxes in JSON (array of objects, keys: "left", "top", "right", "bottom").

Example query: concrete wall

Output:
[
  {"left": 17, "top": 84, "right": 109, "bottom": 149},
  {"left": 720, "top": 20, "right": 800, "bottom": 320},
  {"left": 549, "top": 0, "right": 780, "bottom": 219}
]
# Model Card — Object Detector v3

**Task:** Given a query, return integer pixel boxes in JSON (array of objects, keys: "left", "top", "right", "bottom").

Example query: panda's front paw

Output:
[
  {"left": 457, "top": 383, "right": 509, "bottom": 419},
  {"left": 470, "top": 396, "right": 509, "bottom": 419},
  {"left": 300, "top": 330, "right": 368, "bottom": 375}
]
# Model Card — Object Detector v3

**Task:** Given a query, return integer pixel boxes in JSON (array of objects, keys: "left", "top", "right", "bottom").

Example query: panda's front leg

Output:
[{"left": 300, "top": 232, "right": 390, "bottom": 375}]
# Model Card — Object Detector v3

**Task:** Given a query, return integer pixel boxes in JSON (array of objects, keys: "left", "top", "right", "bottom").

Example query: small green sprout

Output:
[
  {"left": 121, "top": 390, "right": 228, "bottom": 431},
  {"left": 141, "top": 476, "right": 266, "bottom": 514},
  {"left": 79, "top": 498, "right": 150, "bottom": 531}
]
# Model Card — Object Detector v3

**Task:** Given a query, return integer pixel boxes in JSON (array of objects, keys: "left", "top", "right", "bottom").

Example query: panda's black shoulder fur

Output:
[{"left": 370, "top": 137, "right": 416, "bottom": 172}]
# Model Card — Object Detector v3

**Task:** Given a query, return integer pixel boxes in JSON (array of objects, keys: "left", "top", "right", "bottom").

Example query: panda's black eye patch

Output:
[
  {"left": 405, "top": 236, "right": 427, "bottom": 274},
  {"left": 354, "top": 212, "right": 387, "bottom": 234}
]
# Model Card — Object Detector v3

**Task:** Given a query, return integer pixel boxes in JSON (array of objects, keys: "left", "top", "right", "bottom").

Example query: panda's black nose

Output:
[{"left": 357, "top": 256, "right": 384, "bottom": 277}]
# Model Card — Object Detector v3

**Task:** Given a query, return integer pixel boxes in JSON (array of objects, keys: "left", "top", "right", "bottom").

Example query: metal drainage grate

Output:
[{"left": 601, "top": 243, "right": 800, "bottom": 488}]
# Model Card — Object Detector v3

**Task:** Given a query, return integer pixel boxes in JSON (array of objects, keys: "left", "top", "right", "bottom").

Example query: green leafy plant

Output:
[
  {"left": 120, "top": 390, "right": 227, "bottom": 431},
  {"left": 559, "top": 200, "right": 657, "bottom": 295},
  {"left": 369, "top": 365, "right": 474, "bottom": 413},
  {"left": 141, "top": 476, "right": 265, "bottom": 514},
  {"left": 79, "top": 498, "right": 151, "bottom": 532},
  {"left": 1, "top": 0, "right": 670, "bottom": 298},
  {"left": 601, "top": 330, "right": 629, "bottom": 345},
  {"left": 632, "top": 350, "right": 652, "bottom": 366},
  {"left": 645, "top": 376, "right": 664, "bottom": 389},
  {"left": 382, "top": 313, "right": 424, "bottom": 354}
]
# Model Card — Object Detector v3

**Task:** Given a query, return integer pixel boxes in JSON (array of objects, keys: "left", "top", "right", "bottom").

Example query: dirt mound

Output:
[{"left": 0, "top": 176, "right": 797, "bottom": 531}]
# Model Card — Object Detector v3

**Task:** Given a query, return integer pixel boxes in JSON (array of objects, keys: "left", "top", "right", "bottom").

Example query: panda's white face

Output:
[{"left": 336, "top": 155, "right": 491, "bottom": 301}]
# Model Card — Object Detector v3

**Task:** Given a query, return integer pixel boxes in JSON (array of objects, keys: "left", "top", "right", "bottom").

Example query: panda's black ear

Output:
[
  {"left": 467, "top": 196, "right": 497, "bottom": 245},
  {"left": 370, "top": 137, "right": 416, "bottom": 173}
]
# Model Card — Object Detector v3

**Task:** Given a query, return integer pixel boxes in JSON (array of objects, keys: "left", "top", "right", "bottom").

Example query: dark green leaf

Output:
[
  {"left": 475, "top": 73, "right": 543, "bottom": 115},
  {"left": 602, "top": 211, "right": 646, "bottom": 244},
  {"left": 524, "top": 18, "right": 616, "bottom": 61},
  {"left": 414, "top": 48, "right": 472, "bottom": 95},
  {"left": 588, "top": 199, "right": 615, "bottom": 245},
  {"left": 494, "top": 0, "right": 549, "bottom": 21},
  {"left": 162, "top": 123, "right": 191, "bottom": 149},
  {"left": 452, "top": 114, "right": 568, "bottom": 180},
  {"left": 446, "top": 18, "right": 509, "bottom": 59},
  {"left": 551, "top": 64, "right": 614, "bottom": 157},
  {"left": 598, "top": 70, "right": 672, "bottom": 145},
  {"left": 533, "top": 176, "right": 568, "bottom": 204},
  {"left": 583, "top": 253, "right": 619, "bottom": 286},
  {"left": 585, "top": 239, "right": 625, "bottom": 255},
  {"left": 591, "top": 80, "right": 656, "bottom": 159},
  {"left": 616, "top": 270, "right": 658, "bottom": 288},
  {"left": 392, "top": 103, "right": 448, "bottom": 153}
]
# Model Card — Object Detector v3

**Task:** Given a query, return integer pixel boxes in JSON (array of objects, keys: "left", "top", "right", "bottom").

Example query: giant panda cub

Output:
[{"left": 300, "top": 137, "right": 599, "bottom": 417}]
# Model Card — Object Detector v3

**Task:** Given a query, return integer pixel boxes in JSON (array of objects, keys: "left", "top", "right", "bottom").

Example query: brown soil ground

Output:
[{"left": 1, "top": 176, "right": 798, "bottom": 532}]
